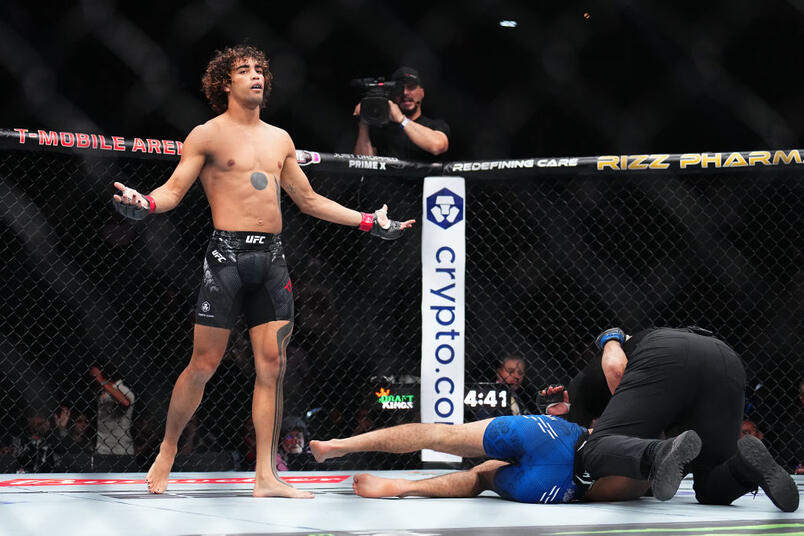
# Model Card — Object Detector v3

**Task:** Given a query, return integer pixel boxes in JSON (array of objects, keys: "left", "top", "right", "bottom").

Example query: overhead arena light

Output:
[{"left": 499, "top": 20, "right": 518, "bottom": 28}]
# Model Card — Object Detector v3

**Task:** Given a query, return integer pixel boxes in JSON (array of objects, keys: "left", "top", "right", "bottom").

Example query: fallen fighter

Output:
[{"left": 311, "top": 415, "right": 627, "bottom": 503}]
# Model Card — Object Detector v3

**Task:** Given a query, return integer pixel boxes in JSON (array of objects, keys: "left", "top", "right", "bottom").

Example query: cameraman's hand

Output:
[
  {"left": 353, "top": 101, "right": 375, "bottom": 155},
  {"left": 353, "top": 102, "right": 371, "bottom": 132},
  {"left": 388, "top": 100, "right": 405, "bottom": 124}
]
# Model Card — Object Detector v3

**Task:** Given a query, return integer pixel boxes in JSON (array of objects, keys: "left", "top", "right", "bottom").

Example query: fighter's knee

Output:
[
  {"left": 253, "top": 350, "right": 280, "bottom": 371},
  {"left": 185, "top": 358, "right": 219, "bottom": 383},
  {"left": 250, "top": 354, "right": 280, "bottom": 384},
  {"left": 253, "top": 349, "right": 280, "bottom": 364}
]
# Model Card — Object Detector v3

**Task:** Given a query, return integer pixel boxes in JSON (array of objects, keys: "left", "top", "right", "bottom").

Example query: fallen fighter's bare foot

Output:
[
  {"left": 145, "top": 443, "right": 177, "bottom": 494},
  {"left": 253, "top": 478, "right": 314, "bottom": 498},
  {"left": 353, "top": 473, "right": 405, "bottom": 498},
  {"left": 309, "top": 439, "right": 345, "bottom": 463}
]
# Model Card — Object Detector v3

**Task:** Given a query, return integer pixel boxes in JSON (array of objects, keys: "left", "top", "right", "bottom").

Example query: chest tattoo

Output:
[{"left": 251, "top": 171, "right": 268, "bottom": 190}]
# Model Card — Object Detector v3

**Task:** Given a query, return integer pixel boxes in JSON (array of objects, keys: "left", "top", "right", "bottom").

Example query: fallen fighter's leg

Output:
[
  {"left": 314, "top": 415, "right": 589, "bottom": 504},
  {"left": 353, "top": 460, "right": 508, "bottom": 498},
  {"left": 310, "top": 420, "right": 491, "bottom": 462}
]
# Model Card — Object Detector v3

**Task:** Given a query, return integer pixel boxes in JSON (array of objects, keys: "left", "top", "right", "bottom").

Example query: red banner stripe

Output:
[{"left": 0, "top": 475, "right": 350, "bottom": 487}]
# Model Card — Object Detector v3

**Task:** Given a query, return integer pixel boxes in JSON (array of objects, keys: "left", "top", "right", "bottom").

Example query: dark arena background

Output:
[{"left": 0, "top": 1, "right": 802, "bottom": 535}]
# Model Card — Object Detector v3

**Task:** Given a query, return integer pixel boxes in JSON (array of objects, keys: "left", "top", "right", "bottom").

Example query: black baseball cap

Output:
[{"left": 391, "top": 66, "right": 422, "bottom": 86}]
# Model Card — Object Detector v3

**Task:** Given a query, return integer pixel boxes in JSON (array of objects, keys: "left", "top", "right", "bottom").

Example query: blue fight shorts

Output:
[{"left": 482, "top": 415, "right": 586, "bottom": 503}]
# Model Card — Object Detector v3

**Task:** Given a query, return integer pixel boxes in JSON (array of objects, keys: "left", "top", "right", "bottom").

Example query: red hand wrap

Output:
[
  {"left": 358, "top": 212, "right": 374, "bottom": 232},
  {"left": 144, "top": 195, "right": 156, "bottom": 213}
]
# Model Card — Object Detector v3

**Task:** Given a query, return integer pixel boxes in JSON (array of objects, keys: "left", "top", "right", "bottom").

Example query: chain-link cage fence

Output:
[{"left": 0, "top": 137, "right": 801, "bottom": 475}]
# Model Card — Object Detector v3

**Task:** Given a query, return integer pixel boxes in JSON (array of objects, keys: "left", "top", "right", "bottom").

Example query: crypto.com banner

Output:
[{"left": 420, "top": 176, "right": 466, "bottom": 463}]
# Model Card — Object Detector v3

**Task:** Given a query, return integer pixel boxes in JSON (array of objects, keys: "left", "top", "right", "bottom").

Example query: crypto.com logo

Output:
[{"left": 426, "top": 188, "right": 464, "bottom": 229}]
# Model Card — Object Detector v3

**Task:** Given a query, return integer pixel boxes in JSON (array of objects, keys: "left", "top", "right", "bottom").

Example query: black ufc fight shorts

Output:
[{"left": 194, "top": 230, "right": 294, "bottom": 329}]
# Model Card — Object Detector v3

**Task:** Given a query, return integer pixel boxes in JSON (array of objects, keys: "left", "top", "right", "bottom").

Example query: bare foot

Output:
[
  {"left": 309, "top": 439, "right": 344, "bottom": 463},
  {"left": 253, "top": 478, "right": 314, "bottom": 498},
  {"left": 352, "top": 473, "right": 404, "bottom": 498},
  {"left": 145, "top": 445, "right": 176, "bottom": 494}
]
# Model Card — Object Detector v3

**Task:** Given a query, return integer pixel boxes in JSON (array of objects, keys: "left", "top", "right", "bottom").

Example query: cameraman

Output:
[{"left": 353, "top": 67, "right": 450, "bottom": 160}]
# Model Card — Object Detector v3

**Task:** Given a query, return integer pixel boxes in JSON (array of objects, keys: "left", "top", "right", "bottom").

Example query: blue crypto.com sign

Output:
[{"left": 425, "top": 188, "right": 464, "bottom": 229}]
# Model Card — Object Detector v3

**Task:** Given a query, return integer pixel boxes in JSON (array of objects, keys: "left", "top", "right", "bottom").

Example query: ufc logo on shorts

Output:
[
  {"left": 245, "top": 235, "right": 265, "bottom": 244},
  {"left": 211, "top": 250, "right": 226, "bottom": 263}
]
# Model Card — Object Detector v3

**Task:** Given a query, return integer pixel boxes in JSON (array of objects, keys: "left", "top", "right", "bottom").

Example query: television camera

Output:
[{"left": 351, "top": 77, "right": 401, "bottom": 126}]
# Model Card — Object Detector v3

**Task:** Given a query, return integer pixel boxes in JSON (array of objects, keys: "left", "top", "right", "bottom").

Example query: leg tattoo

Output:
[{"left": 270, "top": 321, "right": 292, "bottom": 480}]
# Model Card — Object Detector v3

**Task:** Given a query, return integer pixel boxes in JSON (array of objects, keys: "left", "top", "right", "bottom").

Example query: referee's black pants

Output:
[{"left": 582, "top": 327, "right": 754, "bottom": 505}]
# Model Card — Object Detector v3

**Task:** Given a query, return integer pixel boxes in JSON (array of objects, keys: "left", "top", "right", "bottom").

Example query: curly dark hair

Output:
[{"left": 201, "top": 44, "right": 272, "bottom": 115}]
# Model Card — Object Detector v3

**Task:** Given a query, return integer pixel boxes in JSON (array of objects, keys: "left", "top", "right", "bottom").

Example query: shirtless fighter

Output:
[{"left": 111, "top": 44, "right": 414, "bottom": 498}]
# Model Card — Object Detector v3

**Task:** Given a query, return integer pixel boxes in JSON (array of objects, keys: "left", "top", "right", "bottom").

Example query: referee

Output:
[{"left": 579, "top": 326, "right": 798, "bottom": 512}]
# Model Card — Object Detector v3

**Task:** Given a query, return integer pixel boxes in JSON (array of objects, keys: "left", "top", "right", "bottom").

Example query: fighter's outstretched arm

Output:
[
  {"left": 112, "top": 125, "right": 208, "bottom": 219},
  {"left": 279, "top": 133, "right": 414, "bottom": 239}
]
